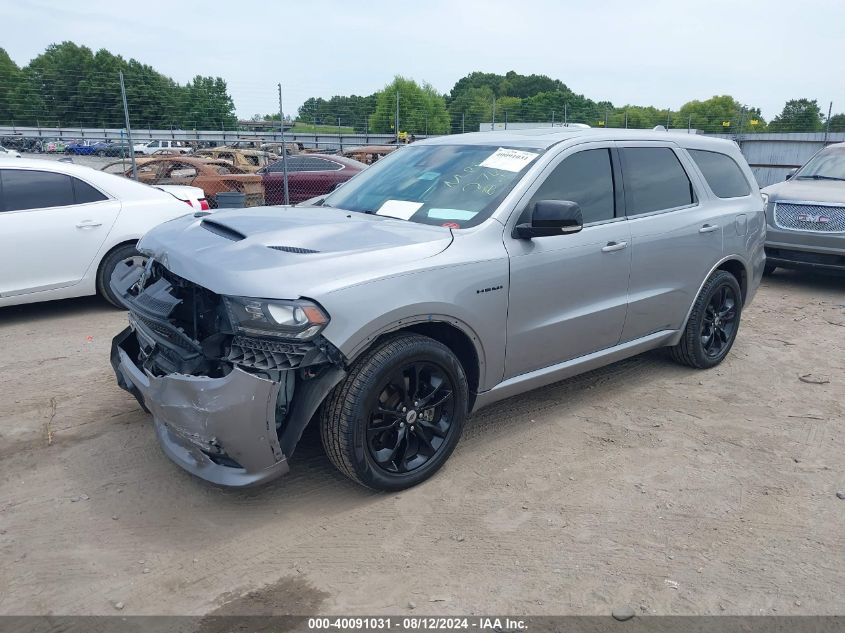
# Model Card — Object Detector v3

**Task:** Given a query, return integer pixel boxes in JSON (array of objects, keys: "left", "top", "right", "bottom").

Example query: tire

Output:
[
  {"left": 669, "top": 270, "right": 743, "bottom": 369},
  {"left": 321, "top": 333, "right": 469, "bottom": 491},
  {"left": 96, "top": 243, "right": 147, "bottom": 308},
  {"left": 763, "top": 263, "right": 777, "bottom": 276},
  {"left": 97, "top": 150, "right": 106, "bottom": 157}
]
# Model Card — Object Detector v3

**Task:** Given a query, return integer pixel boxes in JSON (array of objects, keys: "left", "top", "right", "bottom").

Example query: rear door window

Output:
[
  {"left": 620, "top": 147, "right": 696, "bottom": 215},
  {"left": 688, "top": 149, "right": 751, "bottom": 198},
  {"left": 0, "top": 169, "right": 76, "bottom": 211}
]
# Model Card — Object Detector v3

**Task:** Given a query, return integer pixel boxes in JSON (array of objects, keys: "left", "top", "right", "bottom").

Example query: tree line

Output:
[
  {"left": 1, "top": 44, "right": 842, "bottom": 135},
  {"left": 0, "top": 43, "right": 237, "bottom": 129},
  {"left": 294, "top": 72, "right": 844, "bottom": 135}
]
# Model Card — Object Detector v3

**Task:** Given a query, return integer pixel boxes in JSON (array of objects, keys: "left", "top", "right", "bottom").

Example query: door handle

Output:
[
  {"left": 76, "top": 220, "right": 102, "bottom": 229},
  {"left": 601, "top": 241, "right": 628, "bottom": 253},
  {"left": 699, "top": 224, "right": 719, "bottom": 233}
]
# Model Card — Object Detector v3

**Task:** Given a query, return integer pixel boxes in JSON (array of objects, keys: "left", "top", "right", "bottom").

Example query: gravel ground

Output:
[{"left": 0, "top": 270, "right": 843, "bottom": 616}]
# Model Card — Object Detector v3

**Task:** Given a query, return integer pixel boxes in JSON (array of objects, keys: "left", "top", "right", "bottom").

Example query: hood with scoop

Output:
[{"left": 137, "top": 205, "right": 454, "bottom": 299}]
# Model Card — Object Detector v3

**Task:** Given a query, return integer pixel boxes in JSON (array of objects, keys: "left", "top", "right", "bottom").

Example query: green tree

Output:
[
  {"left": 2, "top": 42, "right": 238, "bottom": 129},
  {"left": 448, "top": 70, "right": 567, "bottom": 101},
  {"left": 768, "top": 99, "right": 824, "bottom": 132},
  {"left": 670, "top": 95, "right": 765, "bottom": 134},
  {"left": 828, "top": 113, "right": 845, "bottom": 133},
  {"left": 369, "top": 76, "right": 449, "bottom": 135},
  {"left": 0, "top": 48, "right": 22, "bottom": 124},
  {"left": 446, "top": 86, "right": 494, "bottom": 132},
  {"left": 297, "top": 94, "right": 377, "bottom": 132}
]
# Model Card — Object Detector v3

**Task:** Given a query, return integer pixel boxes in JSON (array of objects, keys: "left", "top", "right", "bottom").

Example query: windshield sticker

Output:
[
  {"left": 427, "top": 208, "right": 478, "bottom": 221},
  {"left": 479, "top": 147, "right": 539, "bottom": 172},
  {"left": 418, "top": 171, "right": 440, "bottom": 180},
  {"left": 375, "top": 200, "right": 424, "bottom": 220}
]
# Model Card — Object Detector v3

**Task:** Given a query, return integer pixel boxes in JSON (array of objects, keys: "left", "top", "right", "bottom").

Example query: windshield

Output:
[
  {"left": 796, "top": 147, "right": 845, "bottom": 181},
  {"left": 322, "top": 144, "right": 543, "bottom": 228}
]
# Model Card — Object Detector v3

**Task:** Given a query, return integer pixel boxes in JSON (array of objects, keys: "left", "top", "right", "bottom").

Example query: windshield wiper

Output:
[{"left": 797, "top": 175, "right": 845, "bottom": 181}]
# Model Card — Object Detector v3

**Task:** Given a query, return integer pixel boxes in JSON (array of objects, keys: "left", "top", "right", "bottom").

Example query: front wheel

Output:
[
  {"left": 669, "top": 270, "right": 743, "bottom": 369},
  {"left": 96, "top": 243, "right": 147, "bottom": 308},
  {"left": 321, "top": 334, "right": 468, "bottom": 491}
]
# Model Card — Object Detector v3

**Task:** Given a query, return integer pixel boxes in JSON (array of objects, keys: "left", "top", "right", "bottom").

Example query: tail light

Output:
[
  {"left": 182, "top": 199, "right": 194, "bottom": 208},
  {"left": 199, "top": 198, "right": 210, "bottom": 211}
]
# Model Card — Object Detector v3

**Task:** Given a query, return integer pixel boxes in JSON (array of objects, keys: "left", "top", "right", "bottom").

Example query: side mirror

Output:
[
  {"left": 513, "top": 200, "right": 583, "bottom": 239},
  {"left": 785, "top": 168, "right": 798, "bottom": 181}
]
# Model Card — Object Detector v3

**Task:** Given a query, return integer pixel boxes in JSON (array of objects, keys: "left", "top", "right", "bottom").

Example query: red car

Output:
[{"left": 259, "top": 154, "right": 366, "bottom": 204}]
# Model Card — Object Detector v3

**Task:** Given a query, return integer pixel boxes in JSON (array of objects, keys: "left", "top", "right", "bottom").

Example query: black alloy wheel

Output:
[
  {"left": 321, "top": 333, "right": 468, "bottom": 491},
  {"left": 700, "top": 284, "right": 738, "bottom": 358},
  {"left": 366, "top": 361, "right": 455, "bottom": 474}
]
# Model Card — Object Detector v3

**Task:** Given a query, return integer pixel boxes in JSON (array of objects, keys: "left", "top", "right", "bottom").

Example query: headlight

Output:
[
  {"left": 223, "top": 296, "right": 329, "bottom": 340},
  {"left": 761, "top": 192, "right": 769, "bottom": 211}
]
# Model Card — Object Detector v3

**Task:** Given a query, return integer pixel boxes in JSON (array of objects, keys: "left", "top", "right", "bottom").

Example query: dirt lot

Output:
[{"left": 0, "top": 270, "right": 843, "bottom": 617}]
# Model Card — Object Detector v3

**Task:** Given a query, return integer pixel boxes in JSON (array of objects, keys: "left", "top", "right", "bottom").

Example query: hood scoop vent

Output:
[
  {"left": 268, "top": 245, "right": 320, "bottom": 254},
  {"left": 201, "top": 219, "right": 246, "bottom": 241}
]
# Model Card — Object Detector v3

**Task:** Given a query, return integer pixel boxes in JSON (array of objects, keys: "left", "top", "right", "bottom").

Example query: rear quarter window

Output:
[{"left": 688, "top": 149, "right": 751, "bottom": 198}]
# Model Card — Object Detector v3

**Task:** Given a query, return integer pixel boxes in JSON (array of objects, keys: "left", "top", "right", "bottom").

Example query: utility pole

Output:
[
  {"left": 624, "top": 111, "right": 628, "bottom": 129},
  {"left": 461, "top": 112, "right": 465, "bottom": 134},
  {"left": 119, "top": 71, "right": 138, "bottom": 180},
  {"left": 491, "top": 97, "right": 496, "bottom": 130},
  {"left": 564, "top": 103, "right": 568, "bottom": 126},
  {"left": 666, "top": 109, "right": 671, "bottom": 129},
  {"left": 504, "top": 111, "right": 508, "bottom": 130},
  {"left": 278, "top": 83, "right": 290, "bottom": 205},
  {"left": 551, "top": 110, "right": 555, "bottom": 126},
  {"left": 824, "top": 101, "right": 833, "bottom": 145}
]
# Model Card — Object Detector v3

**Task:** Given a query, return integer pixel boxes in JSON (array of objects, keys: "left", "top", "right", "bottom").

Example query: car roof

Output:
[{"left": 417, "top": 128, "right": 740, "bottom": 152}]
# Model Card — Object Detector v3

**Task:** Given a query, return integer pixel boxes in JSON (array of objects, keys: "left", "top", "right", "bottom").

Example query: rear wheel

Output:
[
  {"left": 96, "top": 243, "right": 147, "bottom": 308},
  {"left": 321, "top": 334, "right": 468, "bottom": 491},
  {"left": 669, "top": 270, "right": 742, "bottom": 369}
]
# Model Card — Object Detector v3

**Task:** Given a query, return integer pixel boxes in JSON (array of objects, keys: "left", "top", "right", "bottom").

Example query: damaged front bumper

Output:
[
  {"left": 109, "top": 262, "right": 346, "bottom": 487},
  {"left": 112, "top": 327, "right": 290, "bottom": 486}
]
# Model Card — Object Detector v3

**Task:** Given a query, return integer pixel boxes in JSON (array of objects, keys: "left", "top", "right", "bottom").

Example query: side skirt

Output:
[{"left": 471, "top": 329, "right": 677, "bottom": 413}]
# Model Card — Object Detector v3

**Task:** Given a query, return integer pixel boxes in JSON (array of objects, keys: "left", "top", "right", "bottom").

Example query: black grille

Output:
[
  {"left": 227, "top": 335, "right": 317, "bottom": 370},
  {"left": 268, "top": 245, "right": 320, "bottom": 254}
]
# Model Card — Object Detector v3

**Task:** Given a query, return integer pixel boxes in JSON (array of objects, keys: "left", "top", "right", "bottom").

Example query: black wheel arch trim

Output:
[
  {"left": 341, "top": 314, "right": 486, "bottom": 398},
  {"left": 676, "top": 254, "right": 751, "bottom": 340}
]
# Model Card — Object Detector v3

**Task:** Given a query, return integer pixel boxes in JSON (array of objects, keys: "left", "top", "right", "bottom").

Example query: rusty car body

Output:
[
  {"left": 109, "top": 156, "right": 265, "bottom": 207},
  {"left": 194, "top": 148, "right": 275, "bottom": 172}
]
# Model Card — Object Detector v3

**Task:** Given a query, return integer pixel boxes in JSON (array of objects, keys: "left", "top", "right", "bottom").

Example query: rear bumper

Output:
[{"left": 111, "top": 327, "right": 290, "bottom": 487}]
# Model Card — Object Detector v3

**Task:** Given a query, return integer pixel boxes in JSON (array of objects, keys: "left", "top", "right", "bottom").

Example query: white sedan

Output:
[
  {"left": 0, "top": 158, "right": 201, "bottom": 308},
  {"left": 0, "top": 145, "right": 22, "bottom": 158}
]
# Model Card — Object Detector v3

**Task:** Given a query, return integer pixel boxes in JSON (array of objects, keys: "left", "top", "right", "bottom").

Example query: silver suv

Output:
[
  {"left": 110, "top": 129, "right": 765, "bottom": 490},
  {"left": 762, "top": 142, "right": 845, "bottom": 274}
]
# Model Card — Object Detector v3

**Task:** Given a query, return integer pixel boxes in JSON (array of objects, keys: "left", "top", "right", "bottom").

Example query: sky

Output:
[{"left": 1, "top": 0, "right": 842, "bottom": 121}]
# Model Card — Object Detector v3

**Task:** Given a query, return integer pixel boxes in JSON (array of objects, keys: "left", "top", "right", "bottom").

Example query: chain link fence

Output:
[{"left": 1, "top": 70, "right": 842, "bottom": 204}]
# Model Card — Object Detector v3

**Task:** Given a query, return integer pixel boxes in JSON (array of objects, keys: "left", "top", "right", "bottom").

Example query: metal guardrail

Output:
[{"left": 0, "top": 125, "right": 406, "bottom": 148}]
